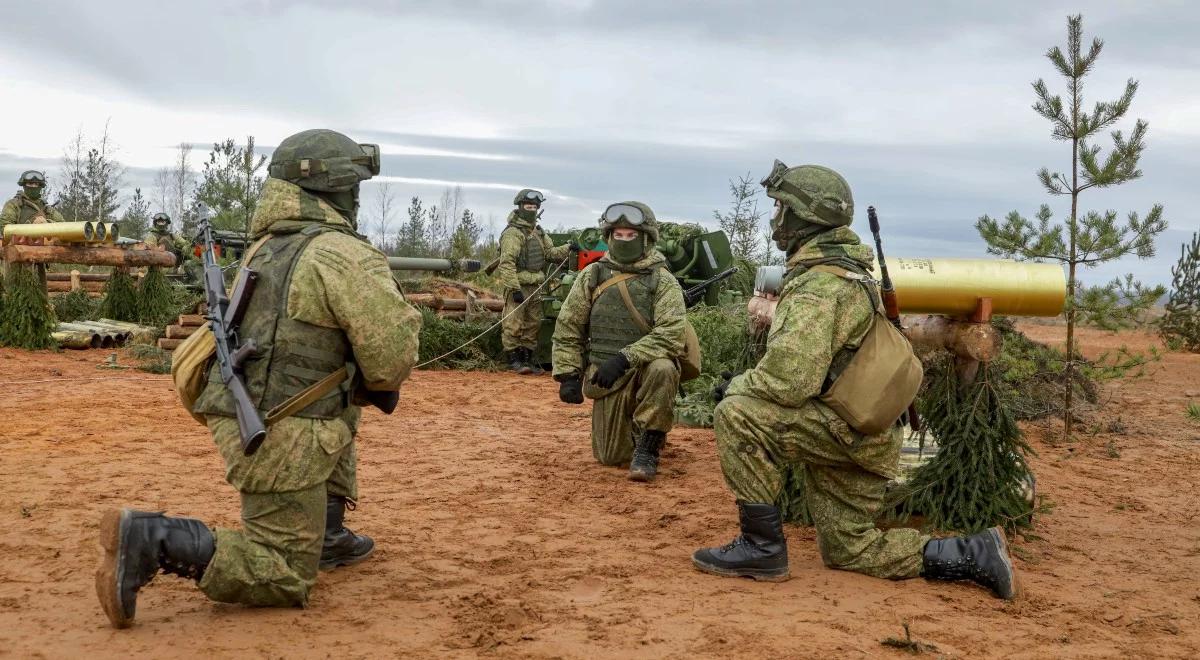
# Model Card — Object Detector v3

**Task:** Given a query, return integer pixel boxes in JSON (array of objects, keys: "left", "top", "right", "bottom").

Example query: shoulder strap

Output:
[
  {"left": 592, "top": 271, "right": 639, "bottom": 302},
  {"left": 616, "top": 280, "right": 652, "bottom": 334}
]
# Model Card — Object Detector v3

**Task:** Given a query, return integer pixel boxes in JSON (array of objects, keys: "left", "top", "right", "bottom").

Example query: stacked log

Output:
[{"left": 157, "top": 314, "right": 205, "bottom": 352}]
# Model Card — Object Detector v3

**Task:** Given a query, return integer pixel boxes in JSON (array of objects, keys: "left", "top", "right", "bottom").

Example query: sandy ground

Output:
[{"left": 1, "top": 323, "right": 1198, "bottom": 659}]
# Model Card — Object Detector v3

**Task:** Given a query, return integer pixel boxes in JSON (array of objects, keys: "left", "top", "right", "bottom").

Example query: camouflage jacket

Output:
[
  {"left": 209, "top": 178, "right": 422, "bottom": 493},
  {"left": 495, "top": 211, "right": 570, "bottom": 290},
  {"left": 552, "top": 250, "right": 686, "bottom": 378},
  {"left": 725, "top": 227, "right": 903, "bottom": 475},
  {"left": 726, "top": 227, "right": 876, "bottom": 407},
  {"left": 0, "top": 192, "right": 65, "bottom": 231}
]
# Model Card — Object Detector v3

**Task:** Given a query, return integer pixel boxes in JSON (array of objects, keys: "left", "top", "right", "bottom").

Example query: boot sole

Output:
[
  {"left": 691, "top": 556, "right": 790, "bottom": 582},
  {"left": 319, "top": 545, "right": 375, "bottom": 571},
  {"left": 628, "top": 470, "right": 656, "bottom": 482},
  {"left": 987, "top": 527, "right": 1021, "bottom": 601},
  {"left": 96, "top": 508, "right": 134, "bottom": 629}
]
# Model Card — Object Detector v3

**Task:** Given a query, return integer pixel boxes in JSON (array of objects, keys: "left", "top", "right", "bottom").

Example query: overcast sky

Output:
[{"left": 1, "top": 0, "right": 1196, "bottom": 285}]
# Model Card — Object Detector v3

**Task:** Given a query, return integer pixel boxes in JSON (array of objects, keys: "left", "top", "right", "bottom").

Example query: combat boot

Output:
[
  {"left": 523, "top": 348, "right": 544, "bottom": 375},
  {"left": 96, "top": 508, "right": 214, "bottom": 629},
  {"left": 921, "top": 526, "right": 1019, "bottom": 600},
  {"left": 508, "top": 349, "right": 532, "bottom": 375},
  {"left": 628, "top": 430, "right": 665, "bottom": 482},
  {"left": 691, "top": 501, "right": 789, "bottom": 581},
  {"left": 320, "top": 495, "right": 375, "bottom": 570}
]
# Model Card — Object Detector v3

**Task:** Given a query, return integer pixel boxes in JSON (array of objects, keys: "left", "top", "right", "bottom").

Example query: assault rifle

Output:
[
  {"left": 682, "top": 266, "right": 739, "bottom": 307},
  {"left": 867, "top": 206, "right": 922, "bottom": 433},
  {"left": 198, "top": 209, "right": 268, "bottom": 455}
]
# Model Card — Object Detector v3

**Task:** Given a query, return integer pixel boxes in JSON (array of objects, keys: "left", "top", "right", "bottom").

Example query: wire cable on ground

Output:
[{"left": 414, "top": 257, "right": 568, "bottom": 369}]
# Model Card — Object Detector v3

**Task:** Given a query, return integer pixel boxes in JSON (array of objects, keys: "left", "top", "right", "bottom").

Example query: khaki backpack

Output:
[{"left": 808, "top": 265, "right": 922, "bottom": 435}]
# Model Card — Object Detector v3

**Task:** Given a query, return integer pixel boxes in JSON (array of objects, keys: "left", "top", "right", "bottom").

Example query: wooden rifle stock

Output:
[{"left": 867, "top": 206, "right": 922, "bottom": 433}]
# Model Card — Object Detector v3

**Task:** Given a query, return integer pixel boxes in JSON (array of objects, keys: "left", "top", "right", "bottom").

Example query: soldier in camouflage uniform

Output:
[
  {"left": 96, "top": 130, "right": 422, "bottom": 628},
  {"left": 0, "top": 170, "right": 65, "bottom": 284},
  {"left": 148, "top": 212, "right": 186, "bottom": 272},
  {"left": 692, "top": 161, "right": 1017, "bottom": 600},
  {"left": 552, "top": 202, "right": 686, "bottom": 482},
  {"left": 496, "top": 189, "right": 574, "bottom": 374}
]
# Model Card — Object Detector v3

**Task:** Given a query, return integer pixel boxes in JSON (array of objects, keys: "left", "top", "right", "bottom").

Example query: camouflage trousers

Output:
[
  {"left": 197, "top": 416, "right": 358, "bottom": 607},
  {"left": 715, "top": 395, "right": 929, "bottom": 579},
  {"left": 502, "top": 284, "right": 543, "bottom": 351},
  {"left": 583, "top": 358, "right": 679, "bottom": 466}
]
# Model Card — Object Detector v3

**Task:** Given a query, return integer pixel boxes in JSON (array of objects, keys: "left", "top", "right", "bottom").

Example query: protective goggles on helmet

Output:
[
  {"left": 152, "top": 213, "right": 170, "bottom": 223},
  {"left": 601, "top": 203, "right": 646, "bottom": 226},
  {"left": 19, "top": 170, "right": 46, "bottom": 186},
  {"left": 760, "top": 159, "right": 848, "bottom": 224},
  {"left": 519, "top": 190, "right": 545, "bottom": 204}
]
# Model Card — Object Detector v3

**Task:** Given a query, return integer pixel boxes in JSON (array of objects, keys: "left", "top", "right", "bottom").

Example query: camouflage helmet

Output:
[
  {"left": 151, "top": 212, "right": 171, "bottom": 229},
  {"left": 513, "top": 189, "right": 546, "bottom": 206},
  {"left": 760, "top": 160, "right": 854, "bottom": 227},
  {"left": 18, "top": 170, "right": 46, "bottom": 187},
  {"left": 598, "top": 201, "right": 659, "bottom": 243},
  {"left": 267, "top": 129, "right": 380, "bottom": 193}
]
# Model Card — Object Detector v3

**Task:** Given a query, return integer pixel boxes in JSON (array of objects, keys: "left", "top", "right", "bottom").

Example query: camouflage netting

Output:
[
  {"left": 0, "top": 266, "right": 57, "bottom": 349},
  {"left": 99, "top": 268, "right": 139, "bottom": 322}
]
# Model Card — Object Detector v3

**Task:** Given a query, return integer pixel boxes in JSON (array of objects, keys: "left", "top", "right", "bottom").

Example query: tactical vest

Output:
[
  {"left": 192, "top": 224, "right": 354, "bottom": 421},
  {"left": 586, "top": 263, "right": 658, "bottom": 366},
  {"left": 11, "top": 195, "right": 48, "bottom": 223},
  {"left": 514, "top": 226, "right": 546, "bottom": 272}
]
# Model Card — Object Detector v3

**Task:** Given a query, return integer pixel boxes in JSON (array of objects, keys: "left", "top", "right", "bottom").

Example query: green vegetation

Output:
[
  {"left": 675, "top": 303, "right": 757, "bottom": 428},
  {"left": 137, "top": 267, "right": 179, "bottom": 327},
  {"left": 975, "top": 15, "right": 1166, "bottom": 438},
  {"left": 1160, "top": 232, "right": 1200, "bottom": 352},
  {"left": 52, "top": 288, "right": 100, "bottom": 323},
  {"left": 0, "top": 266, "right": 57, "bottom": 349},
  {"left": 416, "top": 308, "right": 504, "bottom": 370},
  {"left": 99, "top": 269, "right": 139, "bottom": 322}
]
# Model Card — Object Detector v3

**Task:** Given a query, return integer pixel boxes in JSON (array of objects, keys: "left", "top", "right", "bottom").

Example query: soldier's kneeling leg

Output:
[{"left": 197, "top": 483, "right": 326, "bottom": 607}]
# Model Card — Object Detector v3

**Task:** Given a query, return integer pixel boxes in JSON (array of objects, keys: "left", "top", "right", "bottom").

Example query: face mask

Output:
[
  {"left": 608, "top": 234, "right": 644, "bottom": 264},
  {"left": 23, "top": 185, "right": 42, "bottom": 201},
  {"left": 516, "top": 208, "right": 537, "bottom": 222},
  {"left": 318, "top": 187, "right": 360, "bottom": 227}
]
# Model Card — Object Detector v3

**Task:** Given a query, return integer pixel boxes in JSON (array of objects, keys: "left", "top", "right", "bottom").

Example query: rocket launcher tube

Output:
[{"left": 753, "top": 258, "right": 1066, "bottom": 318}]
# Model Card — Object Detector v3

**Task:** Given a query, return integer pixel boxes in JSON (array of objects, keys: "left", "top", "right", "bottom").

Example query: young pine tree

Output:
[
  {"left": 975, "top": 14, "right": 1166, "bottom": 438},
  {"left": 1160, "top": 233, "right": 1200, "bottom": 352}
]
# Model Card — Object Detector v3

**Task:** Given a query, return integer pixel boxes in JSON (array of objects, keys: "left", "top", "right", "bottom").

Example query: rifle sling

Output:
[{"left": 265, "top": 366, "right": 349, "bottom": 426}]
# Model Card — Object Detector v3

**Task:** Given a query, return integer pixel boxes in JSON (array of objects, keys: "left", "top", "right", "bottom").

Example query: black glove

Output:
[
  {"left": 712, "top": 370, "right": 737, "bottom": 403},
  {"left": 567, "top": 240, "right": 581, "bottom": 252},
  {"left": 558, "top": 377, "right": 584, "bottom": 404},
  {"left": 590, "top": 353, "right": 630, "bottom": 389},
  {"left": 511, "top": 289, "right": 525, "bottom": 304}
]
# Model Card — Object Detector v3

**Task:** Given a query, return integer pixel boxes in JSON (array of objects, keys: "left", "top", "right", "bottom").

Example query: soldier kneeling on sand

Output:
[{"left": 552, "top": 202, "right": 686, "bottom": 482}]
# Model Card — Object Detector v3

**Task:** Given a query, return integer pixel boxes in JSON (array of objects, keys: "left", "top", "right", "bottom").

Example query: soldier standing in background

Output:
[
  {"left": 0, "top": 170, "right": 65, "bottom": 285},
  {"left": 692, "top": 160, "right": 1017, "bottom": 600},
  {"left": 148, "top": 212, "right": 186, "bottom": 270},
  {"left": 96, "top": 129, "right": 423, "bottom": 627},
  {"left": 495, "top": 189, "right": 574, "bottom": 374},
  {"left": 552, "top": 202, "right": 685, "bottom": 482}
]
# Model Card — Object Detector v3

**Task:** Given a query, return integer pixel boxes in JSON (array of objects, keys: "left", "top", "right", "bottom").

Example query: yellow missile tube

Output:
[
  {"left": 101, "top": 222, "right": 120, "bottom": 243},
  {"left": 3, "top": 221, "right": 95, "bottom": 243},
  {"left": 876, "top": 258, "right": 1065, "bottom": 317}
]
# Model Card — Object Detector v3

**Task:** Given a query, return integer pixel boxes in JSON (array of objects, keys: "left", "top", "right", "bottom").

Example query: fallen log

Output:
[
  {"left": 158, "top": 338, "right": 185, "bottom": 350},
  {"left": 178, "top": 314, "right": 205, "bottom": 327},
  {"left": 2, "top": 244, "right": 176, "bottom": 268},
  {"left": 405, "top": 293, "right": 503, "bottom": 312}
]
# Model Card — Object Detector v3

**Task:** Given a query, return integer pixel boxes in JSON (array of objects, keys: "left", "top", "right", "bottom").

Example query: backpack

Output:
[{"left": 809, "top": 265, "right": 922, "bottom": 435}]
